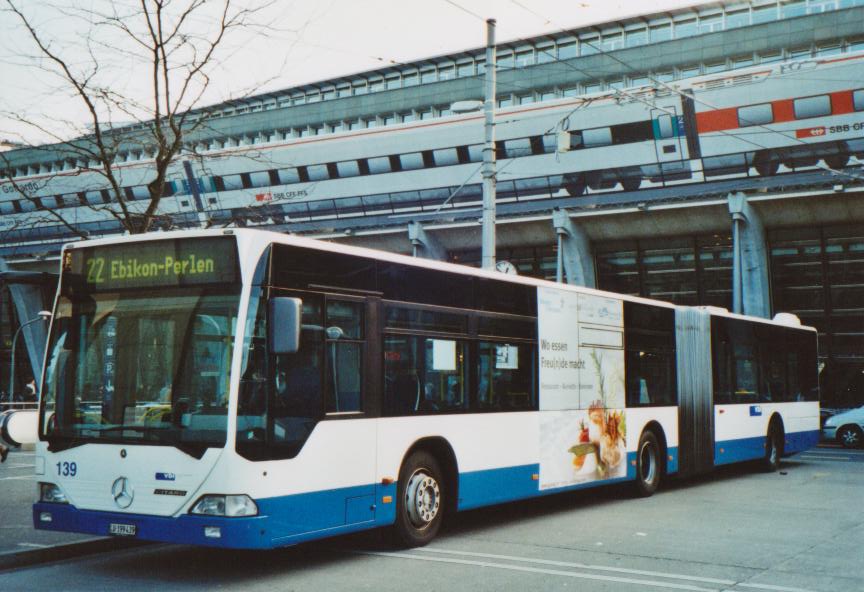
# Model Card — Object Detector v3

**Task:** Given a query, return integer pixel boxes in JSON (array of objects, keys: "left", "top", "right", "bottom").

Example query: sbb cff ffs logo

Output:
[{"left": 796, "top": 126, "right": 826, "bottom": 139}]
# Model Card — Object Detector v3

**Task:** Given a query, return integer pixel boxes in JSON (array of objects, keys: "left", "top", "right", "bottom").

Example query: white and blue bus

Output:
[{"left": 34, "top": 229, "right": 819, "bottom": 548}]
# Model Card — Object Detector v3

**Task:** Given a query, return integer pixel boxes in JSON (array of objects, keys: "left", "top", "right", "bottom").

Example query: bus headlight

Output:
[
  {"left": 39, "top": 482, "right": 69, "bottom": 504},
  {"left": 190, "top": 494, "right": 258, "bottom": 517}
]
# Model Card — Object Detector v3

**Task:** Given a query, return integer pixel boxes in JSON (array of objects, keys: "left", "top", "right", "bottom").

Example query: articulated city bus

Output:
[{"left": 34, "top": 229, "right": 819, "bottom": 548}]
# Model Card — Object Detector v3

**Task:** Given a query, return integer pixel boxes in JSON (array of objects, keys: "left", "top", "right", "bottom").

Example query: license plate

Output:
[{"left": 109, "top": 523, "right": 137, "bottom": 537}]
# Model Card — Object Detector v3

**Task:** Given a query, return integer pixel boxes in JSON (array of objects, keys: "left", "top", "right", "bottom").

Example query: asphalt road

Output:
[
  {"left": 0, "top": 449, "right": 96, "bottom": 555},
  {"left": 2, "top": 445, "right": 863, "bottom": 591}
]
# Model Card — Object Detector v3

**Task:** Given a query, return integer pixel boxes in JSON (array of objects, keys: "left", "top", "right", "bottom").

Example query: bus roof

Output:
[{"left": 62, "top": 228, "right": 815, "bottom": 333}]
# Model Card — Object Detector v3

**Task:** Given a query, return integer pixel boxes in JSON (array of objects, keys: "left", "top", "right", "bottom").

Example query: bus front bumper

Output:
[{"left": 33, "top": 503, "right": 271, "bottom": 549}]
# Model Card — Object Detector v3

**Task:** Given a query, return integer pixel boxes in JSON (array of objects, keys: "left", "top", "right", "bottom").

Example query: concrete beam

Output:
[
  {"left": 728, "top": 192, "right": 770, "bottom": 318},
  {"left": 408, "top": 221, "right": 447, "bottom": 261},
  {"left": 552, "top": 209, "right": 595, "bottom": 288}
]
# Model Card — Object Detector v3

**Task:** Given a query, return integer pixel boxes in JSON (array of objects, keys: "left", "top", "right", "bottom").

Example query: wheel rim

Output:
[
  {"left": 768, "top": 435, "right": 778, "bottom": 465},
  {"left": 639, "top": 441, "right": 656, "bottom": 485},
  {"left": 404, "top": 468, "right": 440, "bottom": 530},
  {"left": 840, "top": 428, "right": 860, "bottom": 447}
]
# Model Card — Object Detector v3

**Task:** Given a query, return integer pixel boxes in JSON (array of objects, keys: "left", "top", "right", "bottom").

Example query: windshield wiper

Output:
[
  {"left": 89, "top": 425, "right": 173, "bottom": 435},
  {"left": 83, "top": 425, "right": 209, "bottom": 459}
]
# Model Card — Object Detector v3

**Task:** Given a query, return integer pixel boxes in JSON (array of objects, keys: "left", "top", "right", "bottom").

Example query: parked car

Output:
[{"left": 822, "top": 405, "right": 864, "bottom": 449}]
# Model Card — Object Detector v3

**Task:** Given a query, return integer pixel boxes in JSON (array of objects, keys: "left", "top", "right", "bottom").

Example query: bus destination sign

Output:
[{"left": 65, "top": 237, "right": 239, "bottom": 290}]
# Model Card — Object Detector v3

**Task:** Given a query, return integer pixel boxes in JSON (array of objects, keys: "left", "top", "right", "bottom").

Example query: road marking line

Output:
[
  {"left": 17, "top": 543, "right": 49, "bottom": 548},
  {"left": 358, "top": 550, "right": 721, "bottom": 591},
  {"left": 416, "top": 547, "right": 736, "bottom": 586},
  {"left": 737, "top": 582, "right": 822, "bottom": 592},
  {"left": 800, "top": 455, "right": 853, "bottom": 462}
]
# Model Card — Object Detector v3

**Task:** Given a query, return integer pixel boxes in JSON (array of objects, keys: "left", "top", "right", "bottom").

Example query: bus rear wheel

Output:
[
  {"left": 393, "top": 451, "right": 444, "bottom": 547},
  {"left": 634, "top": 431, "right": 661, "bottom": 497}
]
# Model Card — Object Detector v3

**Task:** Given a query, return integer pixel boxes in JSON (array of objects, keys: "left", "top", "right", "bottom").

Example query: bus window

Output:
[
  {"left": 624, "top": 302, "right": 676, "bottom": 407},
  {"left": 270, "top": 297, "right": 324, "bottom": 448},
  {"left": 476, "top": 341, "right": 535, "bottom": 411},
  {"left": 325, "top": 300, "right": 364, "bottom": 413},
  {"left": 384, "top": 335, "right": 467, "bottom": 415}
]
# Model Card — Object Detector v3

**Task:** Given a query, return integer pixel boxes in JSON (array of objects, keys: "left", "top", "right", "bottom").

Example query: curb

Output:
[{"left": 0, "top": 538, "right": 152, "bottom": 572}]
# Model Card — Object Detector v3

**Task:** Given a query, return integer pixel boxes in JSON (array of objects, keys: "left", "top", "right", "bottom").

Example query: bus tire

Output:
[
  {"left": 392, "top": 450, "right": 444, "bottom": 547},
  {"left": 634, "top": 430, "right": 661, "bottom": 497},
  {"left": 762, "top": 422, "right": 783, "bottom": 472}
]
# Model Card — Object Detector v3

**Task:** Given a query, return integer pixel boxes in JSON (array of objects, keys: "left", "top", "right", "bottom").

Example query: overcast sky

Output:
[{"left": 0, "top": 0, "right": 708, "bottom": 145}]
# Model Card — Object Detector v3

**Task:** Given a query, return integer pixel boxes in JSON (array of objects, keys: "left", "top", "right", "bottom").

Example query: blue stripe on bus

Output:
[
  {"left": 714, "top": 430, "right": 819, "bottom": 465},
  {"left": 34, "top": 503, "right": 273, "bottom": 549},
  {"left": 31, "top": 441, "right": 713, "bottom": 550},
  {"left": 784, "top": 429, "right": 820, "bottom": 455}
]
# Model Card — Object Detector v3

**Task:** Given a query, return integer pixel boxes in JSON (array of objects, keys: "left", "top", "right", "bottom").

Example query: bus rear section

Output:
[{"left": 674, "top": 307, "right": 819, "bottom": 478}]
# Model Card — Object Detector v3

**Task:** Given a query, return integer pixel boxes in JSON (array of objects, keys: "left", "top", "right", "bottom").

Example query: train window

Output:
[
  {"left": 277, "top": 168, "right": 300, "bottom": 185},
  {"left": 504, "top": 138, "right": 532, "bottom": 158},
  {"left": 467, "top": 144, "right": 484, "bottom": 162},
  {"left": 128, "top": 185, "right": 150, "bottom": 200},
  {"left": 306, "top": 164, "right": 330, "bottom": 182},
  {"left": 433, "top": 148, "right": 460, "bottom": 167},
  {"left": 399, "top": 152, "right": 425, "bottom": 171},
  {"left": 248, "top": 171, "right": 271, "bottom": 188},
  {"left": 569, "top": 132, "right": 584, "bottom": 149},
  {"left": 583, "top": 127, "right": 612, "bottom": 147},
  {"left": 657, "top": 114, "right": 675, "bottom": 139},
  {"left": 367, "top": 156, "right": 392, "bottom": 174},
  {"left": 221, "top": 174, "right": 243, "bottom": 191},
  {"left": 853, "top": 90, "right": 864, "bottom": 112},
  {"left": 793, "top": 95, "right": 831, "bottom": 119},
  {"left": 738, "top": 103, "right": 773, "bottom": 127},
  {"left": 336, "top": 161, "right": 361, "bottom": 178}
]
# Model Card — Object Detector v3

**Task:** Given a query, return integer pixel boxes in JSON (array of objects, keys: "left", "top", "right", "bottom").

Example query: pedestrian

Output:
[{"left": 1, "top": 442, "right": 8, "bottom": 463}]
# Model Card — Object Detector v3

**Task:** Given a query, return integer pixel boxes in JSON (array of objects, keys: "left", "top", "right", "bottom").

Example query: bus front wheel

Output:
[
  {"left": 634, "top": 430, "right": 661, "bottom": 497},
  {"left": 393, "top": 450, "right": 444, "bottom": 547}
]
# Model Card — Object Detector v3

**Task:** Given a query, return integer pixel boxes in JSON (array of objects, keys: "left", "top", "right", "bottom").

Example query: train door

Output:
[{"left": 651, "top": 107, "right": 686, "bottom": 168}]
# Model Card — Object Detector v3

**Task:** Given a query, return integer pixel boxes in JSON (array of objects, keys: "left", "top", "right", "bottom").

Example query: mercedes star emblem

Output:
[{"left": 111, "top": 476, "right": 134, "bottom": 509}]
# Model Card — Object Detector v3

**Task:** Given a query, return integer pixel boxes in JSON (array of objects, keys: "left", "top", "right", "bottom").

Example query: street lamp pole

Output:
[
  {"left": 481, "top": 18, "right": 497, "bottom": 271},
  {"left": 8, "top": 311, "right": 51, "bottom": 401}
]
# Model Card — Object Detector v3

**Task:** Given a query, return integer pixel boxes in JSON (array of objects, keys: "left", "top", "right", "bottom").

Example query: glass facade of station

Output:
[{"left": 451, "top": 223, "right": 863, "bottom": 409}]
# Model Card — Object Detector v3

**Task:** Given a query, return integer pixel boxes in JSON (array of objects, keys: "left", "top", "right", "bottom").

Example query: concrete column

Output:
[
  {"left": 728, "top": 192, "right": 771, "bottom": 318},
  {"left": 552, "top": 209, "right": 596, "bottom": 288},
  {"left": 408, "top": 221, "right": 447, "bottom": 261}
]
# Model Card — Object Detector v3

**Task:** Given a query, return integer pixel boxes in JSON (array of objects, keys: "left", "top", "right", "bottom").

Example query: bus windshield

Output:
[{"left": 41, "top": 238, "right": 241, "bottom": 455}]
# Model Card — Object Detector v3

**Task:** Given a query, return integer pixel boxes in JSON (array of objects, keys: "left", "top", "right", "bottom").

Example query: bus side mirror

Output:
[{"left": 269, "top": 297, "right": 302, "bottom": 354}]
